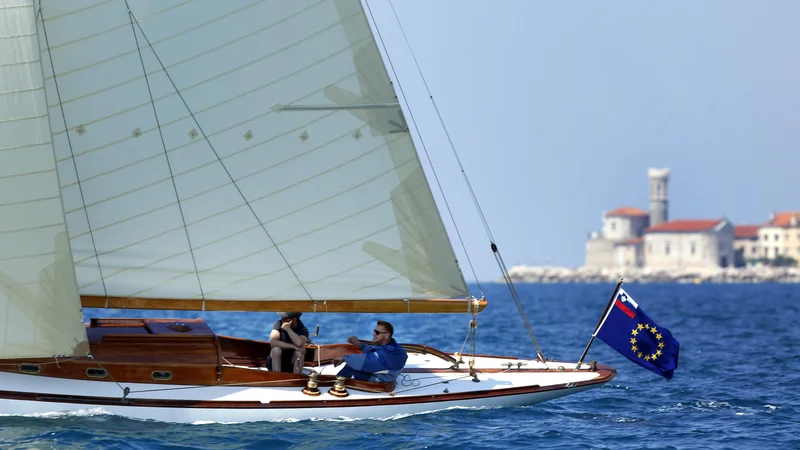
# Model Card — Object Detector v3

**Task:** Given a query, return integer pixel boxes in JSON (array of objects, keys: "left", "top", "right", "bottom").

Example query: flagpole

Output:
[{"left": 575, "top": 277, "right": 623, "bottom": 369}]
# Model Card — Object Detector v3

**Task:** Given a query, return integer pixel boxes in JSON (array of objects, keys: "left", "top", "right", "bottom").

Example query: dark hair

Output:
[{"left": 377, "top": 320, "right": 394, "bottom": 338}]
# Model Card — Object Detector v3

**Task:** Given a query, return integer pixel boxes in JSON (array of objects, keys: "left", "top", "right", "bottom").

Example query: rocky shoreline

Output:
[{"left": 506, "top": 265, "right": 800, "bottom": 284}]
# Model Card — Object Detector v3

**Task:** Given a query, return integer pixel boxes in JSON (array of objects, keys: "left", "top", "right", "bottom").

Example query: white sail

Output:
[
  {"left": 0, "top": 0, "right": 89, "bottom": 358},
  {"left": 37, "top": 0, "right": 468, "bottom": 303}
]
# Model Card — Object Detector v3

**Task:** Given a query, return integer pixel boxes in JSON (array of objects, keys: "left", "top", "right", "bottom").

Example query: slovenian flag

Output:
[
  {"left": 595, "top": 287, "right": 680, "bottom": 380},
  {"left": 613, "top": 289, "right": 638, "bottom": 318}
]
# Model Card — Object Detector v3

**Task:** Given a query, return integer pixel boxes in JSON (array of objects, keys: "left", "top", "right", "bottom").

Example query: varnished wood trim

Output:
[
  {"left": 0, "top": 368, "right": 615, "bottom": 409},
  {"left": 400, "top": 344, "right": 457, "bottom": 365},
  {"left": 80, "top": 296, "right": 487, "bottom": 314},
  {"left": 82, "top": 297, "right": 201, "bottom": 310}
]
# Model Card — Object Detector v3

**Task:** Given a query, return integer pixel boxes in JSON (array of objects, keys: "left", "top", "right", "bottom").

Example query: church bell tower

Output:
[{"left": 648, "top": 168, "right": 669, "bottom": 227}]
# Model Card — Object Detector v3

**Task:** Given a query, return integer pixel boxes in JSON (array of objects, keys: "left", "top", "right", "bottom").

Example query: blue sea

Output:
[{"left": 1, "top": 283, "right": 798, "bottom": 449}]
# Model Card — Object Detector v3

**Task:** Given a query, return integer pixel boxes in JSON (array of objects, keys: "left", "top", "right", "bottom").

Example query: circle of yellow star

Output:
[{"left": 630, "top": 322, "right": 663, "bottom": 361}]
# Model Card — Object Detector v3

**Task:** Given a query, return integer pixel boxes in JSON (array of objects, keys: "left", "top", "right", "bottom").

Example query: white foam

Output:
[{"left": 0, "top": 407, "right": 113, "bottom": 419}]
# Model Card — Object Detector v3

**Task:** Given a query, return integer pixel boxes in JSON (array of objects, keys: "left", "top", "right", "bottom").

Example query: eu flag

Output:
[{"left": 596, "top": 288, "right": 680, "bottom": 380}]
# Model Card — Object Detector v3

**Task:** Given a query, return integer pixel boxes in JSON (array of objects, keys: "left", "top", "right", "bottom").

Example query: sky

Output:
[{"left": 364, "top": 0, "right": 800, "bottom": 282}]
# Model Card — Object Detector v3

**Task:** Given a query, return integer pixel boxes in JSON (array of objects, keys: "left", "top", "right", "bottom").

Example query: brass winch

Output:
[
  {"left": 328, "top": 376, "right": 350, "bottom": 397},
  {"left": 302, "top": 370, "right": 321, "bottom": 396}
]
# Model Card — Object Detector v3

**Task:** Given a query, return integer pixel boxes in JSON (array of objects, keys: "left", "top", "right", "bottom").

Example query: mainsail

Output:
[
  {"left": 0, "top": 0, "right": 89, "bottom": 358},
  {"left": 32, "top": 0, "right": 471, "bottom": 310}
]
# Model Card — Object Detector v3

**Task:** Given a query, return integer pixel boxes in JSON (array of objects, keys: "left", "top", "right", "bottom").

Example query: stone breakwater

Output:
[{"left": 507, "top": 265, "right": 800, "bottom": 284}]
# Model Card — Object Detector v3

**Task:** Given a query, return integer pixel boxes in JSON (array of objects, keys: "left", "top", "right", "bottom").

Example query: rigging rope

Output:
[
  {"left": 37, "top": 4, "right": 109, "bottom": 301},
  {"left": 385, "top": 0, "right": 545, "bottom": 361},
  {"left": 363, "top": 0, "right": 483, "bottom": 298},
  {"left": 393, "top": 373, "right": 473, "bottom": 394},
  {"left": 125, "top": 9, "right": 314, "bottom": 301},
  {"left": 124, "top": 0, "right": 205, "bottom": 300}
]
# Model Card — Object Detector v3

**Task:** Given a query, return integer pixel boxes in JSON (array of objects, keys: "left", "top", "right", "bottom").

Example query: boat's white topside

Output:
[
  {"left": 0, "top": 352, "right": 612, "bottom": 422},
  {"left": 0, "top": 352, "right": 604, "bottom": 401}
]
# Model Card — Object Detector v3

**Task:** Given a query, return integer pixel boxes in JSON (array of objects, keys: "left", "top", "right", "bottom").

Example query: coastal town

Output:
[
  {"left": 585, "top": 168, "right": 799, "bottom": 270},
  {"left": 509, "top": 168, "right": 800, "bottom": 283}
]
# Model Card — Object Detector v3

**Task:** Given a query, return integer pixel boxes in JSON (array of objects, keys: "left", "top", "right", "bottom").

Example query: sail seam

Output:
[
  {"left": 61, "top": 110, "right": 338, "bottom": 214},
  {"left": 125, "top": 0, "right": 205, "bottom": 300},
  {"left": 122, "top": 270, "right": 202, "bottom": 299},
  {"left": 36, "top": 0, "right": 112, "bottom": 23},
  {"left": 303, "top": 205, "right": 443, "bottom": 291},
  {"left": 37, "top": 5, "right": 109, "bottom": 299},
  {"left": 127, "top": 9, "right": 314, "bottom": 302},
  {"left": 71, "top": 135, "right": 401, "bottom": 264},
  {"left": 0, "top": 221, "right": 63, "bottom": 235},
  {"left": 0, "top": 113, "right": 47, "bottom": 124},
  {"left": 0, "top": 250, "right": 56, "bottom": 263},
  {"left": 45, "top": 0, "right": 321, "bottom": 84},
  {"left": 202, "top": 177, "right": 434, "bottom": 297},
  {"left": 0, "top": 141, "right": 51, "bottom": 152},
  {"left": 3, "top": 280, "right": 51, "bottom": 287},
  {"left": 0, "top": 195, "right": 60, "bottom": 207},
  {"left": 45, "top": 1, "right": 351, "bottom": 113},
  {"left": 190, "top": 155, "right": 417, "bottom": 255},
  {"left": 201, "top": 159, "right": 421, "bottom": 274},
  {"left": 0, "top": 32, "right": 34, "bottom": 39},
  {"left": 64, "top": 123, "right": 354, "bottom": 237},
  {"left": 39, "top": 0, "right": 193, "bottom": 53},
  {"left": 0, "top": 167, "right": 56, "bottom": 180},
  {"left": 364, "top": 1, "right": 480, "bottom": 295},
  {"left": 75, "top": 152, "right": 415, "bottom": 288},
  {"left": 78, "top": 158, "right": 428, "bottom": 296},
  {"left": 49, "top": 29, "right": 366, "bottom": 149},
  {"left": 57, "top": 69, "right": 357, "bottom": 188},
  {"left": 0, "top": 60, "right": 39, "bottom": 69},
  {"left": 278, "top": 204, "right": 445, "bottom": 298}
]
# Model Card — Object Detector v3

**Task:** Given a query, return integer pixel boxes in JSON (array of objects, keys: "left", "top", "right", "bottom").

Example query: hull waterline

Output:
[
  {"left": 0, "top": 357, "right": 615, "bottom": 423},
  {"left": 0, "top": 318, "right": 615, "bottom": 422}
]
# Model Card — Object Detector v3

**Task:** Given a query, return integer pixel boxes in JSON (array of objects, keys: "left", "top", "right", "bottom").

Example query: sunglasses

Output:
[{"left": 373, "top": 329, "right": 389, "bottom": 335}]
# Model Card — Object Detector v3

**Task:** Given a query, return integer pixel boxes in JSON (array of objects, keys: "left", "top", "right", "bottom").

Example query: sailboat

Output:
[{"left": 0, "top": 0, "right": 615, "bottom": 422}]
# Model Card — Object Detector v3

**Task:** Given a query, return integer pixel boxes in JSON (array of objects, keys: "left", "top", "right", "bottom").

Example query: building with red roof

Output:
[
  {"left": 735, "top": 225, "right": 760, "bottom": 239},
  {"left": 584, "top": 169, "right": 798, "bottom": 269},
  {"left": 586, "top": 169, "right": 669, "bottom": 269},
  {"left": 765, "top": 211, "right": 800, "bottom": 228},
  {"left": 734, "top": 225, "right": 761, "bottom": 266},
  {"left": 643, "top": 219, "right": 735, "bottom": 269},
  {"left": 605, "top": 207, "right": 649, "bottom": 218},
  {"left": 758, "top": 211, "right": 800, "bottom": 267},
  {"left": 585, "top": 168, "right": 746, "bottom": 270}
]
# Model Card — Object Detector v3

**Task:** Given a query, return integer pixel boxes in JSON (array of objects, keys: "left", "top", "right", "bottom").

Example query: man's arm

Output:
[
  {"left": 282, "top": 325, "right": 308, "bottom": 347},
  {"left": 343, "top": 348, "right": 389, "bottom": 373},
  {"left": 270, "top": 329, "right": 298, "bottom": 349}
]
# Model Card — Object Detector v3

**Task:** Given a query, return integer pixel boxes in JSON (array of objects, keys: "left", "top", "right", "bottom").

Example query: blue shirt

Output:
[{"left": 342, "top": 338, "right": 408, "bottom": 383}]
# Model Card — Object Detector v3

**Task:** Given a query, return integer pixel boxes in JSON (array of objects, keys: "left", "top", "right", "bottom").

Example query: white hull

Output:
[
  {"left": 0, "top": 386, "right": 597, "bottom": 423},
  {"left": 0, "top": 355, "right": 613, "bottom": 423}
]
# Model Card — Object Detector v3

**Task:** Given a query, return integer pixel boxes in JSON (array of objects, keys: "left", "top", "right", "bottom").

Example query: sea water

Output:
[{"left": 1, "top": 283, "right": 797, "bottom": 449}]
